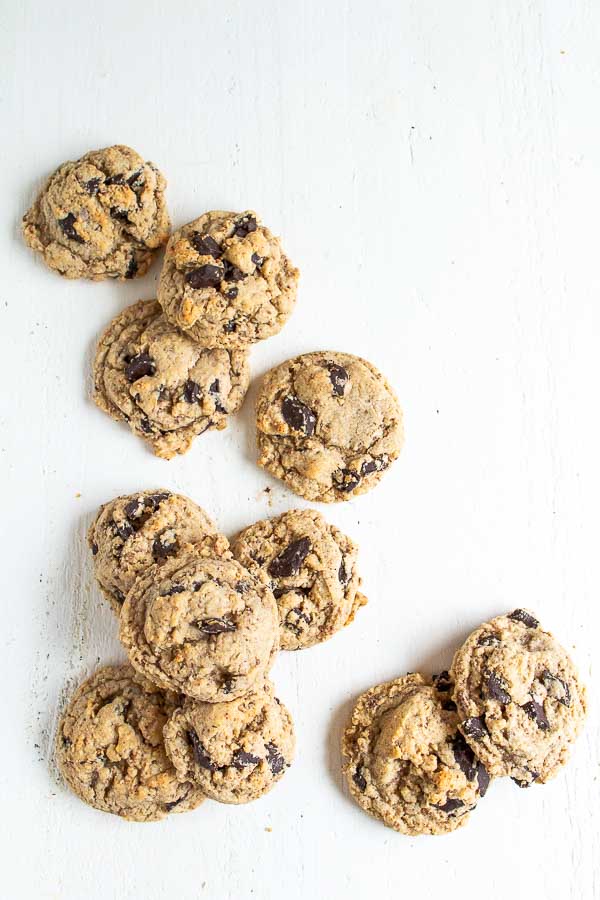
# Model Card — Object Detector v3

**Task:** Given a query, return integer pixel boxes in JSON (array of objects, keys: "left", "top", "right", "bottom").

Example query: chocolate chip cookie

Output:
[
  {"left": 164, "top": 679, "right": 295, "bottom": 804},
  {"left": 56, "top": 665, "right": 205, "bottom": 822},
  {"left": 22, "top": 145, "right": 169, "bottom": 280},
  {"left": 93, "top": 299, "right": 250, "bottom": 459},
  {"left": 341, "top": 673, "right": 490, "bottom": 836},
  {"left": 256, "top": 351, "right": 403, "bottom": 502},
  {"left": 120, "top": 552, "right": 279, "bottom": 702},
  {"left": 450, "top": 610, "right": 587, "bottom": 787},
  {"left": 87, "top": 489, "right": 227, "bottom": 615},
  {"left": 232, "top": 508, "right": 367, "bottom": 650},
  {"left": 157, "top": 210, "right": 299, "bottom": 348}
]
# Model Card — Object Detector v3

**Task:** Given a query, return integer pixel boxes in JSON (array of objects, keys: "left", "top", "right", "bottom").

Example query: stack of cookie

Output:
[
  {"left": 57, "top": 489, "right": 368, "bottom": 820},
  {"left": 341, "top": 609, "right": 587, "bottom": 836}
]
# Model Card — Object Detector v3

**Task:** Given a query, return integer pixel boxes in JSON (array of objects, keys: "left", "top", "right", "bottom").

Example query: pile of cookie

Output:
[
  {"left": 56, "top": 488, "right": 367, "bottom": 821},
  {"left": 342, "top": 609, "right": 587, "bottom": 836}
]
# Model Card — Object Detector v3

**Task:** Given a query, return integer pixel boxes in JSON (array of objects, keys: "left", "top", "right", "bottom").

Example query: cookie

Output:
[
  {"left": 232, "top": 508, "right": 367, "bottom": 650},
  {"left": 256, "top": 351, "right": 403, "bottom": 502},
  {"left": 450, "top": 610, "right": 587, "bottom": 786},
  {"left": 55, "top": 665, "right": 205, "bottom": 822},
  {"left": 22, "top": 145, "right": 169, "bottom": 280},
  {"left": 93, "top": 299, "right": 250, "bottom": 459},
  {"left": 87, "top": 489, "right": 227, "bottom": 616},
  {"left": 164, "top": 679, "right": 295, "bottom": 804},
  {"left": 157, "top": 210, "right": 299, "bottom": 348},
  {"left": 341, "top": 673, "right": 490, "bottom": 836},
  {"left": 120, "top": 552, "right": 279, "bottom": 701}
]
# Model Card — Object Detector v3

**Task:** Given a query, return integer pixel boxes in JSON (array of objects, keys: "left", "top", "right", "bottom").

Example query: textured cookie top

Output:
[
  {"left": 87, "top": 489, "right": 225, "bottom": 615},
  {"left": 93, "top": 299, "right": 250, "bottom": 459},
  {"left": 120, "top": 553, "right": 279, "bottom": 702},
  {"left": 55, "top": 665, "right": 204, "bottom": 822},
  {"left": 164, "top": 679, "right": 295, "bottom": 804},
  {"left": 256, "top": 351, "right": 403, "bottom": 502},
  {"left": 232, "top": 508, "right": 366, "bottom": 650},
  {"left": 157, "top": 210, "right": 299, "bottom": 348},
  {"left": 450, "top": 610, "right": 587, "bottom": 786},
  {"left": 22, "top": 145, "right": 170, "bottom": 280},
  {"left": 342, "top": 673, "right": 490, "bottom": 836}
]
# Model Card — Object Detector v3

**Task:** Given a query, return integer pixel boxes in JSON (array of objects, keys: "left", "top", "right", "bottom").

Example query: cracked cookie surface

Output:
[
  {"left": 164, "top": 679, "right": 295, "bottom": 804},
  {"left": 157, "top": 210, "right": 299, "bottom": 348},
  {"left": 23, "top": 145, "right": 169, "bottom": 280},
  {"left": 450, "top": 610, "right": 587, "bottom": 786},
  {"left": 232, "top": 508, "right": 366, "bottom": 650},
  {"left": 56, "top": 665, "right": 205, "bottom": 822},
  {"left": 120, "top": 552, "right": 279, "bottom": 702},
  {"left": 256, "top": 351, "right": 403, "bottom": 502},
  {"left": 87, "top": 489, "right": 227, "bottom": 616},
  {"left": 341, "top": 673, "right": 490, "bottom": 835},
  {"left": 93, "top": 299, "right": 250, "bottom": 458}
]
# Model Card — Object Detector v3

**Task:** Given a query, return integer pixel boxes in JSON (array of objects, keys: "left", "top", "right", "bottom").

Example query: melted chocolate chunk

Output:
[
  {"left": 197, "top": 617, "right": 237, "bottom": 634},
  {"left": 326, "top": 362, "right": 349, "bottom": 397},
  {"left": 124, "top": 352, "right": 156, "bottom": 383},
  {"left": 152, "top": 534, "right": 178, "bottom": 561},
  {"left": 58, "top": 213, "right": 85, "bottom": 243},
  {"left": 233, "top": 214, "right": 257, "bottom": 238},
  {"left": 485, "top": 671, "right": 512, "bottom": 704},
  {"left": 185, "top": 264, "right": 224, "bottom": 289},
  {"left": 265, "top": 741, "right": 285, "bottom": 775},
  {"left": 433, "top": 671, "right": 453, "bottom": 692},
  {"left": 542, "top": 670, "right": 571, "bottom": 707},
  {"left": 191, "top": 233, "right": 222, "bottom": 258},
  {"left": 508, "top": 609, "right": 539, "bottom": 628},
  {"left": 434, "top": 798, "right": 464, "bottom": 814},
  {"left": 84, "top": 177, "right": 101, "bottom": 195},
  {"left": 451, "top": 733, "right": 477, "bottom": 781},
  {"left": 187, "top": 730, "right": 218, "bottom": 771},
  {"left": 268, "top": 537, "right": 311, "bottom": 578},
  {"left": 223, "top": 260, "right": 245, "bottom": 283},
  {"left": 232, "top": 749, "right": 261, "bottom": 769},
  {"left": 333, "top": 468, "right": 361, "bottom": 493},
  {"left": 183, "top": 379, "right": 201, "bottom": 403},
  {"left": 281, "top": 397, "right": 317, "bottom": 435},
  {"left": 521, "top": 700, "right": 550, "bottom": 731},
  {"left": 353, "top": 765, "right": 367, "bottom": 792},
  {"left": 462, "top": 716, "right": 487, "bottom": 741}
]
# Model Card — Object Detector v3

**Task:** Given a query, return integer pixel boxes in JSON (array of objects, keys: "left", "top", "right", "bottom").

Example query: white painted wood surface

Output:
[{"left": 2, "top": 1, "right": 599, "bottom": 897}]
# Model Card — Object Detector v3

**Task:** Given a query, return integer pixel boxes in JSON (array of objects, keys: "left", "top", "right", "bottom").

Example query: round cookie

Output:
[
  {"left": 55, "top": 665, "right": 205, "bottom": 822},
  {"left": 93, "top": 299, "right": 250, "bottom": 459},
  {"left": 87, "top": 488, "right": 227, "bottom": 616},
  {"left": 157, "top": 210, "right": 299, "bottom": 348},
  {"left": 450, "top": 609, "right": 587, "bottom": 787},
  {"left": 120, "top": 552, "right": 279, "bottom": 702},
  {"left": 256, "top": 351, "right": 403, "bottom": 502},
  {"left": 341, "top": 673, "right": 490, "bottom": 836},
  {"left": 232, "top": 508, "right": 367, "bottom": 650},
  {"left": 164, "top": 679, "right": 295, "bottom": 804},
  {"left": 22, "top": 145, "right": 169, "bottom": 280}
]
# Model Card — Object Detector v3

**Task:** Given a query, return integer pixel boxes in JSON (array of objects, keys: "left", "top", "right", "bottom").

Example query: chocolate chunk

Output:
[
  {"left": 145, "top": 492, "right": 171, "bottom": 510},
  {"left": 361, "top": 455, "right": 389, "bottom": 477},
  {"left": 521, "top": 700, "right": 550, "bottom": 731},
  {"left": 434, "top": 798, "right": 464, "bottom": 814},
  {"left": 281, "top": 397, "right": 317, "bottom": 435},
  {"left": 442, "top": 699, "right": 458, "bottom": 711},
  {"left": 110, "top": 207, "right": 129, "bottom": 221},
  {"left": 58, "top": 213, "right": 85, "bottom": 243},
  {"left": 451, "top": 733, "right": 477, "bottom": 781},
  {"left": 338, "top": 557, "right": 350, "bottom": 585},
  {"left": 127, "top": 170, "right": 144, "bottom": 189},
  {"left": 251, "top": 252, "right": 265, "bottom": 267},
  {"left": 197, "top": 617, "right": 237, "bottom": 634},
  {"left": 209, "top": 379, "right": 220, "bottom": 395},
  {"left": 433, "top": 671, "right": 453, "bottom": 692},
  {"left": 511, "top": 772, "right": 538, "bottom": 788},
  {"left": 161, "top": 584, "right": 185, "bottom": 596},
  {"left": 326, "top": 362, "right": 348, "bottom": 397},
  {"left": 268, "top": 537, "right": 311, "bottom": 578},
  {"left": 185, "top": 265, "right": 224, "bottom": 289},
  {"left": 114, "top": 521, "right": 134, "bottom": 541},
  {"left": 163, "top": 794, "right": 186, "bottom": 811},
  {"left": 125, "top": 255, "right": 138, "bottom": 279},
  {"left": 542, "top": 670, "right": 571, "bottom": 707},
  {"left": 235, "top": 580, "right": 251, "bottom": 593},
  {"left": 91, "top": 542, "right": 98, "bottom": 555},
  {"left": 187, "top": 730, "right": 218, "bottom": 771},
  {"left": 265, "top": 741, "right": 285, "bottom": 775},
  {"left": 183, "top": 379, "right": 201, "bottom": 403},
  {"left": 232, "top": 750, "right": 261, "bottom": 769},
  {"left": 223, "top": 260, "right": 245, "bottom": 283},
  {"left": 477, "top": 632, "right": 500, "bottom": 647},
  {"left": 485, "top": 671, "right": 512, "bottom": 704},
  {"left": 476, "top": 763, "right": 490, "bottom": 797},
  {"left": 353, "top": 765, "right": 367, "bottom": 792},
  {"left": 224, "top": 287, "right": 238, "bottom": 300},
  {"left": 140, "top": 417, "right": 153, "bottom": 434},
  {"left": 105, "top": 174, "right": 126, "bottom": 185},
  {"left": 462, "top": 716, "right": 487, "bottom": 740},
  {"left": 221, "top": 674, "right": 235, "bottom": 694},
  {"left": 191, "top": 233, "right": 222, "bottom": 258},
  {"left": 152, "top": 534, "right": 178, "bottom": 561},
  {"left": 233, "top": 214, "right": 257, "bottom": 238},
  {"left": 508, "top": 609, "right": 539, "bottom": 628},
  {"left": 84, "top": 177, "right": 101, "bottom": 196},
  {"left": 113, "top": 588, "right": 125, "bottom": 604},
  {"left": 284, "top": 606, "right": 312, "bottom": 635},
  {"left": 124, "top": 352, "right": 156, "bottom": 383},
  {"left": 333, "top": 468, "right": 361, "bottom": 493}
]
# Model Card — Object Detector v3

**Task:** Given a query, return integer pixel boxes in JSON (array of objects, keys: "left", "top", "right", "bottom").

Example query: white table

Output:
[{"left": 2, "top": 2, "right": 598, "bottom": 897}]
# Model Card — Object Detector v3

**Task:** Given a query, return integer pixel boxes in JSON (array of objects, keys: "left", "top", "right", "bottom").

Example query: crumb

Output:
[
  {"left": 75, "top": 492, "right": 81, "bottom": 498},
  {"left": 264, "top": 826, "right": 272, "bottom": 832}
]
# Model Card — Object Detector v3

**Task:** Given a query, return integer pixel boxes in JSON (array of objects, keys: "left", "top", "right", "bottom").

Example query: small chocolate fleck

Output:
[
  {"left": 233, "top": 214, "right": 257, "bottom": 238},
  {"left": 232, "top": 749, "right": 261, "bottom": 769},
  {"left": 224, "top": 286, "right": 238, "bottom": 300},
  {"left": 353, "top": 765, "right": 367, "bottom": 792},
  {"left": 191, "top": 233, "right": 222, "bottom": 258},
  {"left": 113, "top": 588, "right": 125, "bottom": 605},
  {"left": 508, "top": 609, "right": 539, "bottom": 628},
  {"left": 268, "top": 537, "right": 311, "bottom": 578},
  {"left": 91, "top": 542, "right": 98, "bottom": 556},
  {"left": 223, "top": 319, "right": 237, "bottom": 333},
  {"left": 185, "top": 265, "right": 224, "bottom": 289},
  {"left": 161, "top": 584, "right": 185, "bottom": 597},
  {"left": 187, "top": 730, "right": 218, "bottom": 771},
  {"left": 235, "top": 580, "right": 251, "bottom": 593},
  {"left": 265, "top": 741, "right": 285, "bottom": 775},
  {"left": 58, "top": 213, "right": 85, "bottom": 243},
  {"left": 197, "top": 617, "right": 237, "bottom": 634},
  {"left": 281, "top": 396, "right": 317, "bottom": 435},
  {"left": 125, "top": 255, "right": 138, "bottom": 279},
  {"left": 183, "top": 380, "right": 201, "bottom": 403},
  {"left": 124, "top": 352, "right": 156, "bottom": 383},
  {"left": 521, "top": 700, "right": 550, "bottom": 731}
]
